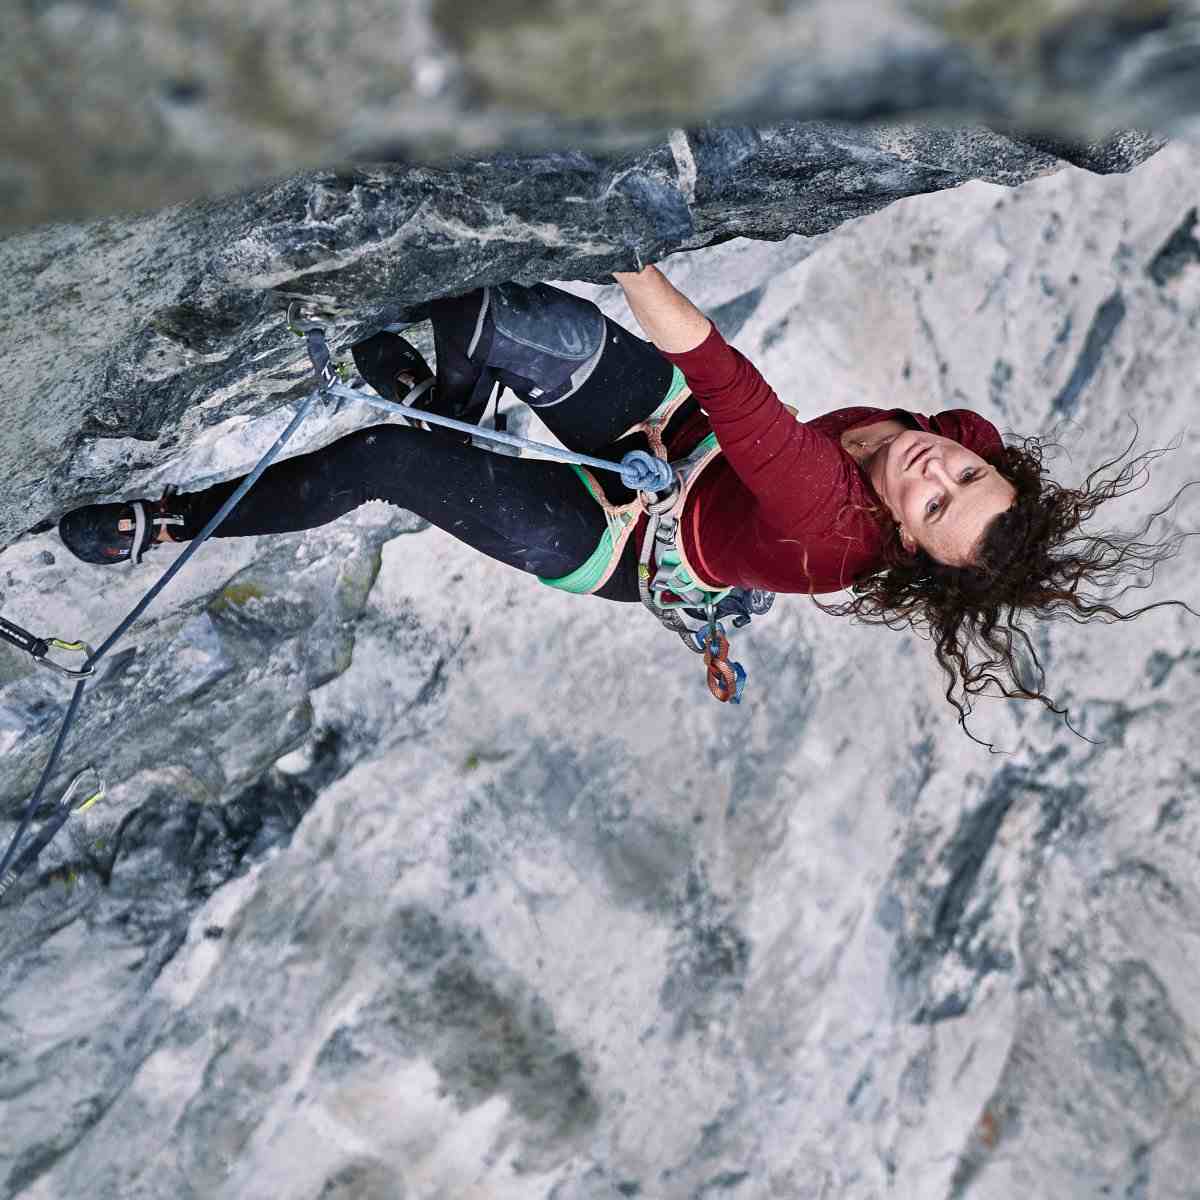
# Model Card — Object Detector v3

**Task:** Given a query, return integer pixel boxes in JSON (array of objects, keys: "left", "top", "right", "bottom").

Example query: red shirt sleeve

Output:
[{"left": 658, "top": 323, "right": 858, "bottom": 537}]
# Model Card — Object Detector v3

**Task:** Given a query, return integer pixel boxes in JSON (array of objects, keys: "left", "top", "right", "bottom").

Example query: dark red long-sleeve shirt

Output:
[{"left": 651, "top": 323, "right": 1004, "bottom": 595}]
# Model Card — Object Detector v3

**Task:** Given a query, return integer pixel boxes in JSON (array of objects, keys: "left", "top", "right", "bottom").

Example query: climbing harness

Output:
[
  {"left": 0, "top": 302, "right": 773, "bottom": 903},
  {"left": 633, "top": 432, "right": 775, "bottom": 705},
  {"left": 533, "top": 369, "right": 775, "bottom": 704}
]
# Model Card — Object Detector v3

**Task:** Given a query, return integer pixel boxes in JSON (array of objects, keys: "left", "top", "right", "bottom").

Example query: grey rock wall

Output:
[
  {"left": 1, "top": 131, "right": 1199, "bottom": 1197},
  {"left": 0, "top": 121, "right": 1165, "bottom": 550},
  {"left": 3, "top": 0, "right": 1200, "bottom": 231}
]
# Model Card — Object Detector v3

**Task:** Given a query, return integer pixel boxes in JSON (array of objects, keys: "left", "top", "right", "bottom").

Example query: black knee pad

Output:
[
  {"left": 521, "top": 316, "right": 676, "bottom": 454},
  {"left": 486, "top": 283, "right": 606, "bottom": 407}
]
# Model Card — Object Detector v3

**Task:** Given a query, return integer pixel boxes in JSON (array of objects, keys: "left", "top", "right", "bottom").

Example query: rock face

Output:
[
  {"left": 4, "top": 0, "right": 1200, "bottom": 231},
  {"left": 0, "top": 121, "right": 1165, "bottom": 550},
  {"left": 2, "top": 123, "right": 1200, "bottom": 1198}
]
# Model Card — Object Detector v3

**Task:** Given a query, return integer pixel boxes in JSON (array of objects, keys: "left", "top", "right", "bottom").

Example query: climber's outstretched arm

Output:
[{"left": 612, "top": 264, "right": 712, "bottom": 355}]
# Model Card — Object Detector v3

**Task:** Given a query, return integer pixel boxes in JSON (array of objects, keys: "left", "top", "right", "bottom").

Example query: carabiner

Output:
[
  {"left": 59, "top": 764, "right": 105, "bottom": 813},
  {"left": 35, "top": 639, "right": 95, "bottom": 680},
  {"left": 285, "top": 300, "right": 343, "bottom": 336},
  {"left": 286, "top": 300, "right": 350, "bottom": 338}
]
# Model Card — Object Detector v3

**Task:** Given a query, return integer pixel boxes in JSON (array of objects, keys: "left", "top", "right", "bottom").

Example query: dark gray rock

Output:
[
  {"left": 0, "top": 121, "right": 1164, "bottom": 548},
  {"left": 1, "top": 0, "right": 1196, "bottom": 232}
]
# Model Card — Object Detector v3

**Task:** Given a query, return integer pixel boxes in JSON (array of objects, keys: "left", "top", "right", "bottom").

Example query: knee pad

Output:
[{"left": 487, "top": 283, "right": 606, "bottom": 407}]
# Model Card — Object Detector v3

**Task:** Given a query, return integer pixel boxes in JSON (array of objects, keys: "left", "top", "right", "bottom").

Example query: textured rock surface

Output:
[
  {"left": 0, "top": 121, "right": 1166, "bottom": 550},
  {"left": 2, "top": 133, "right": 1200, "bottom": 1198},
  {"left": 4, "top": 0, "right": 1200, "bottom": 231}
]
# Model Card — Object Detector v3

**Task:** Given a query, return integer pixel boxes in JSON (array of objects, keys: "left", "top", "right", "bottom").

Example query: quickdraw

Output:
[
  {"left": 0, "top": 766, "right": 104, "bottom": 902},
  {"left": 635, "top": 442, "right": 775, "bottom": 706},
  {"left": 0, "top": 615, "right": 94, "bottom": 680},
  {"left": 286, "top": 302, "right": 353, "bottom": 393}
]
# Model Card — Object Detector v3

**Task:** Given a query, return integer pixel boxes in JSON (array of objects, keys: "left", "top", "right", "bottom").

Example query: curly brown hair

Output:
[{"left": 806, "top": 417, "right": 1200, "bottom": 753}]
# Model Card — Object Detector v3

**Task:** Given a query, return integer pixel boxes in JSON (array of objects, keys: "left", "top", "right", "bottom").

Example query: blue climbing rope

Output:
[{"left": 320, "top": 381, "right": 675, "bottom": 493}]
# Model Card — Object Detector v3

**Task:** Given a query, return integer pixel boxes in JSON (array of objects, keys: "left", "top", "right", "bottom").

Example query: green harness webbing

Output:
[{"left": 540, "top": 464, "right": 640, "bottom": 595}]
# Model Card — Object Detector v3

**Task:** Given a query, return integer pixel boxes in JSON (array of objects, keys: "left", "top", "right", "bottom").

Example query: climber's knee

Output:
[{"left": 487, "top": 282, "right": 607, "bottom": 407}]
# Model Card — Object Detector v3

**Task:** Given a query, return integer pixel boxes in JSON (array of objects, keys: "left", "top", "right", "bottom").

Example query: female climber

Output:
[{"left": 57, "top": 266, "right": 1197, "bottom": 748}]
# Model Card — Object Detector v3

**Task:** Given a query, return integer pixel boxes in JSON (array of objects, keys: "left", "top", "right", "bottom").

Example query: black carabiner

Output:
[{"left": 0, "top": 615, "right": 94, "bottom": 679}]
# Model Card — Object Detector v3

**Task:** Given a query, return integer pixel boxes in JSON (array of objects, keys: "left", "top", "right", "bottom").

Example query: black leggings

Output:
[{"left": 173, "top": 287, "right": 677, "bottom": 602}]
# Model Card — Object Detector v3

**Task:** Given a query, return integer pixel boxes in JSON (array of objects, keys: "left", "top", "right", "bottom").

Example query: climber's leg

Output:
[
  {"left": 158, "top": 423, "right": 639, "bottom": 593},
  {"left": 430, "top": 283, "right": 677, "bottom": 455}
]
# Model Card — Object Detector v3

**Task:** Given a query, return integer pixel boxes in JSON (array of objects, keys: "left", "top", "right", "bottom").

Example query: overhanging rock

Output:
[{"left": 0, "top": 120, "right": 1164, "bottom": 547}]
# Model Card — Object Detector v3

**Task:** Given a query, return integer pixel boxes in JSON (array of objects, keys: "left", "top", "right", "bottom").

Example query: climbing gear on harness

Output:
[
  {"left": 0, "top": 615, "right": 94, "bottom": 679},
  {"left": 635, "top": 434, "right": 757, "bottom": 704},
  {"left": 58, "top": 495, "right": 185, "bottom": 567},
  {"left": 684, "top": 588, "right": 776, "bottom": 632},
  {"left": 699, "top": 626, "right": 743, "bottom": 704},
  {"left": 537, "top": 367, "right": 776, "bottom": 703},
  {"left": 0, "top": 766, "right": 104, "bottom": 904}
]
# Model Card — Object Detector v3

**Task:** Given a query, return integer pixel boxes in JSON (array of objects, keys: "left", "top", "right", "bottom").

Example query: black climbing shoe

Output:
[
  {"left": 58, "top": 497, "right": 185, "bottom": 565},
  {"left": 351, "top": 331, "right": 454, "bottom": 434},
  {"left": 350, "top": 328, "right": 492, "bottom": 446}
]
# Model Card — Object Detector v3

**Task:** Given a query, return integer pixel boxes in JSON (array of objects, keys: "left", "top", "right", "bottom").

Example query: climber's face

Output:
[{"left": 869, "top": 431, "right": 1017, "bottom": 567}]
